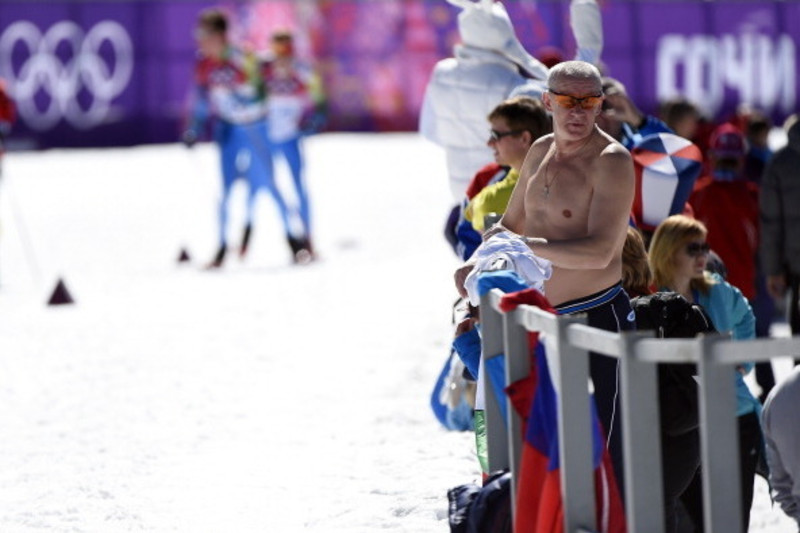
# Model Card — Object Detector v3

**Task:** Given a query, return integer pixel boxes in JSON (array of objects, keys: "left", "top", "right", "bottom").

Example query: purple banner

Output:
[
  {"left": 0, "top": 1, "right": 797, "bottom": 149},
  {"left": 0, "top": 1, "right": 207, "bottom": 148}
]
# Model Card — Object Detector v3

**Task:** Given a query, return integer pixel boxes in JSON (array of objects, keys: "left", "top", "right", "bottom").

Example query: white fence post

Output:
[
  {"left": 553, "top": 316, "right": 597, "bottom": 533},
  {"left": 697, "top": 334, "right": 742, "bottom": 533},
  {"left": 480, "top": 289, "right": 509, "bottom": 474},
  {"left": 502, "top": 305, "right": 531, "bottom": 520},
  {"left": 619, "top": 333, "right": 666, "bottom": 533}
]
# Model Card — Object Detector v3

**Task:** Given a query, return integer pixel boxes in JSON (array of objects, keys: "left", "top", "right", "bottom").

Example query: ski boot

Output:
[
  {"left": 287, "top": 236, "right": 315, "bottom": 265},
  {"left": 239, "top": 224, "right": 252, "bottom": 259},
  {"left": 205, "top": 245, "right": 226, "bottom": 269}
]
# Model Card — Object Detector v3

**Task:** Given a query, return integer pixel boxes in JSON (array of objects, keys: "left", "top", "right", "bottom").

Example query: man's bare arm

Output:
[
  {"left": 529, "top": 146, "right": 634, "bottom": 269},
  {"left": 454, "top": 139, "right": 549, "bottom": 297}
]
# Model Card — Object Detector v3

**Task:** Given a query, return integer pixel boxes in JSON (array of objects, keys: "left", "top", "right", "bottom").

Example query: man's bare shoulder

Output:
[
  {"left": 596, "top": 131, "right": 633, "bottom": 168},
  {"left": 530, "top": 133, "right": 554, "bottom": 155}
]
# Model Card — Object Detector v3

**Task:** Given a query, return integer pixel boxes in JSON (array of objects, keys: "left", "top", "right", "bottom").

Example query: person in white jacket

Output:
[
  {"left": 762, "top": 365, "right": 800, "bottom": 528},
  {"left": 419, "top": 0, "right": 603, "bottom": 202}
]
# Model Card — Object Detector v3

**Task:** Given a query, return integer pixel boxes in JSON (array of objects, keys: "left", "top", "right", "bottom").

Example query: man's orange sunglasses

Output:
[{"left": 547, "top": 89, "right": 604, "bottom": 110}]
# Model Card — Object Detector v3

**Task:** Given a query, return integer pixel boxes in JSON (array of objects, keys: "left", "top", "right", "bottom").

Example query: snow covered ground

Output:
[{"left": 0, "top": 134, "right": 796, "bottom": 532}]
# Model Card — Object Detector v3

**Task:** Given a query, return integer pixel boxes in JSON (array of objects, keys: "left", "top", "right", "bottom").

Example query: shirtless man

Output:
[{"left": 455, "top": 60, "right": 635, "bottom": 488}]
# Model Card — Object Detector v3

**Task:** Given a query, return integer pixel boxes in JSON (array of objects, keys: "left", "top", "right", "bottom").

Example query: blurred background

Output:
[{"left": 0, "top": 0, "right": 797, "bottom": 150}]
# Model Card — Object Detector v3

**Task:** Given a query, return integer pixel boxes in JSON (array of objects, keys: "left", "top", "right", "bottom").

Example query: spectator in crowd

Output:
[
  {"left": 260, "top": 30, "right": 326, "bottom": 262},
  {"left": 761, "top": 365, "right": 800, "bottom": 529},
  {"left": 689, "top": 124, "right": 759, "bottom": 304},
  {"left": 690, "top": 122, "right": 777, "bottom": 400},
  {"left": 439, "top": 96, "right": 550, "bottom": 436},
  {"left": 648, "top": 214, "right": 761, "bottom": 532},
  {"left": 737, "top": 106, "right": 774, "bottom": 184},
  {"left": 420, "top": 0, "right": 603, "bottom": 249},
  {"left": 694, "top": 120, "right": 777, "bottom": 396},
  {"left": 659, "top": 97, "right": 701, "bottom": 143},
  {"left": 736, "top": 107, "right": 780, "bottom": 398},
  {"left": 621, "top": 225, "right": 652, "bottom": 298},
  {"left": 597, "top": 76, "right": 671, "bottom": 150},
  {"left": 183, "top": 9, "right": 298, "bottom": 268},
  {"left": 420, "top": 0, "right": 602, "bottom": 202},
  {"left": 661, "top": 97, "right": 718, "bottom": 172},
  {"left": 624, "top": 223, "right": 706, "bottom": 533},
  {"left": 760, "top": 116, "right": 800, "bottom": 342},
  {"left": 456, "top": 60, "right": 636, "bottom": 489}
]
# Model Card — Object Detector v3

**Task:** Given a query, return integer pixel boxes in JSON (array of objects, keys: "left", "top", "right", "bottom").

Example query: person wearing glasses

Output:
[
  {"left": 419, "top": 0, "right": 603, "bottom": 203},
  {"left": 455, "top": 60, "right": 636, "bottom": 489},
  {"left": 420, "top": 0, "right": 604, "bottom": 259},
  {"left": 648, "top": 214, "right": 761, "bottom": 532}
]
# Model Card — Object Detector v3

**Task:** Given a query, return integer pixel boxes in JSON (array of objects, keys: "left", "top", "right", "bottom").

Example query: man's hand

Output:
[
  {"left": 603, "top": 92, "right": 644, "bottom": 127},
  {"left": 482, "top": 223, "right": 506, "bottom": 242},
  {"left": 766, "top": 274, "right": 787, "bottom": 300},
  {"left": 455, "top": 316, "right": 477, "bottom": 337},
  {"left": 454, "top": 262, "right": 475, "bottom": 299}
]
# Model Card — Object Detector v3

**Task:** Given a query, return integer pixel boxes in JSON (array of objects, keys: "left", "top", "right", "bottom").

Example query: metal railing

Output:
[{"left": 479, "top": 287, "right": 800, "bottom": 533}]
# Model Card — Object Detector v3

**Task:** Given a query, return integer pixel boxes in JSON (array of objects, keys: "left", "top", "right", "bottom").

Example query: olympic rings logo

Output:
[{"left": 0, "top": 20, "right": 133, "bottom": 131}]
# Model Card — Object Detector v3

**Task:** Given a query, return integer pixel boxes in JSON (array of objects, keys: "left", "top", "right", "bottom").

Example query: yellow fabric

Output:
[{"left": 465, "top": 169, "right": 519, "bottom": 231}]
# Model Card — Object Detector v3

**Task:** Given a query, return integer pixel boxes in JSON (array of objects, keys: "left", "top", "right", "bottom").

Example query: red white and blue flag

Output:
[
  {"left": 631, "top": 132, "right": 703, "bottom": 231},
  {"left": 500, "top": 289, "right": 627, "bottom": 533}
]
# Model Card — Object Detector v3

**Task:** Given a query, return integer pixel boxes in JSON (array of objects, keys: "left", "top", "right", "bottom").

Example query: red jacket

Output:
[
  {"left": 0, "top": 79, "right": 15, "bottom": 127},
  {"left": 464, "top": 162, "right": 506, "bottom": 200},
  {"left": 689, "top": 176, "right": 759, "bottom": 299}
]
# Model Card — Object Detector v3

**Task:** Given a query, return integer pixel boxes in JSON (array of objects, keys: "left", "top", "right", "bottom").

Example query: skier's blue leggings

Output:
[
  {"left": 271, "top": 136, "right": 310, "bottom": 236},
  {"left": 214, "top": 121, "right": 292, "bottom": 247}
]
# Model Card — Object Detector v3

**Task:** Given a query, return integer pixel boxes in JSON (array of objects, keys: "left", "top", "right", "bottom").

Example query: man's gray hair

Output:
[{"left": 547, "top": 60, "right": 602, "bottom": 91}]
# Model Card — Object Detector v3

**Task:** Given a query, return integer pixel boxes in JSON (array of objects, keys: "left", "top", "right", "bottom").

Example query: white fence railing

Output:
[{"left": 480, "top": 287, "right": 800, "bottom": 533}]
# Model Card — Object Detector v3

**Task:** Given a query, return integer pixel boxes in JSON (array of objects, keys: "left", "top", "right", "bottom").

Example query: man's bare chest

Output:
[{"left": 525, "top": 167, "right": 593, "bottom": 234}]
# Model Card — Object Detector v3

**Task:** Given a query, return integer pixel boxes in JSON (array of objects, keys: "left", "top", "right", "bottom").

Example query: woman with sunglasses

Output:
[{"left": 649, "top": 214, "right": 762, "bottom": 532}]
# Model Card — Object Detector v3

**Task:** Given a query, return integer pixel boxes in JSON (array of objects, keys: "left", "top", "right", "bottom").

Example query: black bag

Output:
[
  {"left": 630, "top": 292, "right": 717, "bottom": 436},
  {"left": 448, "top": 470, "right": 511, "bottom": 533}
]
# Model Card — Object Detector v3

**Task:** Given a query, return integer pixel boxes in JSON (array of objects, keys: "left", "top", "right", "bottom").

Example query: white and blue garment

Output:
[{"left": 464, "top": 230, "right": 552, "bottom": 306}]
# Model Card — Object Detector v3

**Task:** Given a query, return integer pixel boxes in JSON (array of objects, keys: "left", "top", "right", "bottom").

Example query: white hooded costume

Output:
[{"left": 419, "top": 0, "right": 604, "bottom": 201}]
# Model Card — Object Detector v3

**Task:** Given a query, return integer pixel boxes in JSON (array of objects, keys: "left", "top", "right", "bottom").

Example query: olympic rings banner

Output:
[{"left": 0, "top": 1, "right": 798, "bottom": 149}]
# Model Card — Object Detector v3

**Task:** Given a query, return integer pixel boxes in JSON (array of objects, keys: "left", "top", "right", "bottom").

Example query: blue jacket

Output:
[{"left": 693, "top": 274, "right": 760, "bottom": 417}]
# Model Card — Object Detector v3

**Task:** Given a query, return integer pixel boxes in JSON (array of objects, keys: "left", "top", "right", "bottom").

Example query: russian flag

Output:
[{"left": 500, "top": 289, "right": 627, "bottom": 533}]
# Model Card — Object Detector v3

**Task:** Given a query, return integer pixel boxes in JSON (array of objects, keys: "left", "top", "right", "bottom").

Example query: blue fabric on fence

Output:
[
  {"left": 430, "top": 349, "right": 475, "bottom": 431},
  {"left": 453, "top": 326, "right": 481, "bottom": 380},
  {"left": 485, "top": 355, "right": 508, "bottom": 425},
  {"left": 475, "top": 270, "right": 530, "bottom": 428},
  {"left": 476, "top": 270, "right": 531, "bottom": 301}
]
